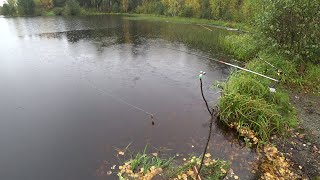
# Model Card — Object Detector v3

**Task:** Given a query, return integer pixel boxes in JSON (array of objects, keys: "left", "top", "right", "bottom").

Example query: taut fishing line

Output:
[
  {"left": 69, "top": 57, "right": 156, "bottom": 123},
  {"left": 81, "top": 77, "right": 155, "bottom": 121}
]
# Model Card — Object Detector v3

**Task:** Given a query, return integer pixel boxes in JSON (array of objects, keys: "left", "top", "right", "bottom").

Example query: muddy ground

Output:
[{"left": 273, "top": 93, "right": 320, "bottom": 179}]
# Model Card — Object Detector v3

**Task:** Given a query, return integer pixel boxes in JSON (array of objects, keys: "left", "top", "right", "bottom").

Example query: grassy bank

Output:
[
  {"left": 217, "top": 28, "right": 320, "bottom": 179},
  {"left": 218, "top": 33, "right": 320, "bottom": 143},
  {"left": 81, "top": 12, "right": 248, "bottom": 31},
  {"left": 34, "top": 10, "right": 249, "bottom": 32},
  {"left": 121, "top": 13, "right": 248, "bottom": 31}
]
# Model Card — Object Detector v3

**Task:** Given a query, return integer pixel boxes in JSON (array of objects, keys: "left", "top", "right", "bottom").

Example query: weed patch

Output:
[
  {"left": 222, "top": 34, "right": 259, "bottom": 61},
  {"left": 113, "top": 145, "right": 230, "bottom": 180}
]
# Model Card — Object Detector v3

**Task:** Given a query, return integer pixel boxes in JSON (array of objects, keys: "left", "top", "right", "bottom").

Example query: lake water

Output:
[{"left": 0, "top": 15, "right": 257, "bottom": 180}]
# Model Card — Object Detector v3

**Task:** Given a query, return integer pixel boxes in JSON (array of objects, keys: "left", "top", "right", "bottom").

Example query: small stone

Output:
[
  {"left": 299, "top": 166, "right": 303, "bottom": 170},
  {"left": 307, "top": 142, "right": 311, "bottom": 146},
  {"left": 303, "top": 144, "right": 306, "bottom": 147}
]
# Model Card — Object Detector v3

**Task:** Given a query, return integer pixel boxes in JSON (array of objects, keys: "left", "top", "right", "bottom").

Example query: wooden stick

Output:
[{"left": 193, "top": 166, "right": 202, "bottom": 180}]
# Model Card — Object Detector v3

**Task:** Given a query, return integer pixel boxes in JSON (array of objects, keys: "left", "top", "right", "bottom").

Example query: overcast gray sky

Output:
[{"left": 0, "top": 0, "right": 5, "bottom": 6}]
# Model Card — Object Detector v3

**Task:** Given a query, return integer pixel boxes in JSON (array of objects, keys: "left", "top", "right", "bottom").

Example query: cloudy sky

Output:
[{"left": 0, "top": 0, "right": 5, "bottom": 6}]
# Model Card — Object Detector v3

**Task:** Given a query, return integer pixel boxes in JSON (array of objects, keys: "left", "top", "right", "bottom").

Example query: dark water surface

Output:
[{"left": 0, "top": 15, "right": 256, "bottom": 180}]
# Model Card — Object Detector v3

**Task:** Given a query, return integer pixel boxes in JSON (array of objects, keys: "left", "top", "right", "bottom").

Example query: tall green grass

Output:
[
  {"left": 222, "top": 34, "right": 259, "bottom": 61},
  {"left": 219, "top": 73, "right": 297, "bottom": 142},
  {"left": 218, "top": 32, "right": 319, "bottom": 142}
]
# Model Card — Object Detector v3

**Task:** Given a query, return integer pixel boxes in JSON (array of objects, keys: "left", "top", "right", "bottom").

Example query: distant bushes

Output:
[
  {"left": 53, "top": 7, "right": 64, "bottom": 15},
  {"left": 136, "top": 0, "right": 164, "bottom": 15},
  {"left": 255, "top": 0, "right": 320, "bottom": 64},
  {"left": 63, "top": 0, "right": 80, "bottom": 15},
  {"left": 222, "top": 34, "right": 259, "bottom": 61}
]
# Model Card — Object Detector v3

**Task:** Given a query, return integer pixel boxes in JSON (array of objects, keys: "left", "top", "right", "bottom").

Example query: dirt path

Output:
[{"left": 273, "top": 93, "right": 320, "bottom": 179}]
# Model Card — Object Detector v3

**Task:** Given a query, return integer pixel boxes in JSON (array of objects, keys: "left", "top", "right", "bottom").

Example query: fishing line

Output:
[
  {"left": 64, "top": 54, "right": 156, "bottom": 122},
  {"left": 164, "top": 47, "right": 280, "bottom": 83},
  {"left": 82, "top": 78, "right": 155, "bottom": 120}
]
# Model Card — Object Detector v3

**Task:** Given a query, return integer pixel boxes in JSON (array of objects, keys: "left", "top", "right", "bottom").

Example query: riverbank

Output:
[
  {"left": 81, "top": 12, "right": 249, "bottom": 31},
  {"left": 219, "top": 31, "right": 320, "bottom": 179},
  {"left": 1, "top": 11, "right": 249, "bottom": 32}
]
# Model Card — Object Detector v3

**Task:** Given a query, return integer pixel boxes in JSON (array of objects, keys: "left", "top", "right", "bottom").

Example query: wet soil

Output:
[{"left": 272, "top": 93, "right": 320, "bottom": 179}]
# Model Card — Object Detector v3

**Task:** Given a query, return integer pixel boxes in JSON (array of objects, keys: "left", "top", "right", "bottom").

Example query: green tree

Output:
[
  {"left": 209, "top": 0, "right": 240, "bottom": 20},
  {"left": 64, "top": 0, "right": 80, "bottom": 15},
  {"left": 1, "top": 4, "right": 12, "bottom": 15},
  {"left": 184, "top": 0, "right": 200, "bottom": 17},
  {"left": 200, "top": 0, "right": 212, "bottom": 19},
  {"left": 17, "top": 0, "right": 35, "bottom": 15},
  {"left": 122, "top": 0, "right": 129, "bottom": 12},
  {"left": 256, "top": 0, "right": 320, "bottom": 64},
  {"left": 162, "top": 0, "right": 183, "bottom": 16},
  {"left": 53, "top": 0, "right": 66, "bottom": 7},
  {"left": 1, "top": 0, "right": 17, "bottom": 16}
]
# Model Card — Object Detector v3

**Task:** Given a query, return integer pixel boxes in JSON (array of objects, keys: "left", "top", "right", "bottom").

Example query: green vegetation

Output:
[
  {"left": 124, "top": 13, "right": 248, "bottom": 30},
  {"left": 165, "top": 155, "right": 230, "bottom": 180},
  {"left": 217, "top": 0, "right": 320, "bottom": 145},
  {"left": 218, "top": 72, "right": 297, "bottom": 142},
  {"left": 116, "top": 145, "right": 230, "bottom": 180},
  {"left": 0, "top": 0, "right": 278, "bottom": 24},
  {"left": 1, "top": 0, "right": 318, "bottom": 178}
]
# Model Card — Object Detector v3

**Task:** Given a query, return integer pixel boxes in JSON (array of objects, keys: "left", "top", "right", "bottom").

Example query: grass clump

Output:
[
  {"left": 43, "top": 10, "right": 55, "bottom": 16},
  {"left": 116, "top": 145, "right": 230, "bottom": 180},
  {"left": 165, "top": 154, "right": 230, "bottom": 180},
  {"left": 218, "top": 72, "right": 297, "bottom": 142},
  {"left": 218, "top": 30, "right": 319, "bottom": 143},
  {"left": 222, "top": 34, "right": 259, "bottom": 61},
  {"left": 117, "top": 146, "right": 173, "bottom": 180}
]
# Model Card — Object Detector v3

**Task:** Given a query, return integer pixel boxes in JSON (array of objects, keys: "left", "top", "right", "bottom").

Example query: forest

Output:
[{"left": 0, "top": 0, "right": 291, "bottom": 22}]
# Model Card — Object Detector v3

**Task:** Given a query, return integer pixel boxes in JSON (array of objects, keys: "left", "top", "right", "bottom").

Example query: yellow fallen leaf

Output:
[
  {"left": 205, "top": 153, "right": 211, "bottom": 158},
  {"left": 221, "top": 168, "right": 227, "bottom": 174}
]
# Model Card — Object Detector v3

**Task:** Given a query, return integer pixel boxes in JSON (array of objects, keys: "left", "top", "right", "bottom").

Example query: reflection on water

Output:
[{"left": 0, "top": 15, "right": 257, "bottom": 180}]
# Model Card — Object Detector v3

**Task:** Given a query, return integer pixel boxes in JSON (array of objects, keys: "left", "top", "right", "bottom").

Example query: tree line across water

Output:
[
  {"left": 0, "top": 0, "right": 279, "bottom": 22},
  {"left": 0, "top": 0, "right": 319, "bottom": 63}
]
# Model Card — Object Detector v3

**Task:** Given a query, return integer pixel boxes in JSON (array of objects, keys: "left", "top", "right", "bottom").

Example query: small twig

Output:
[{"left": 193, "top": 166, "right": 202, "bottom": 180}]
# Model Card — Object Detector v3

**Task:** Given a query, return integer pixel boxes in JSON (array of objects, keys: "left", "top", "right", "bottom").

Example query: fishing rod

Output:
[
  {"left": 197, "top": 71, "right": 215, "bottom": 178},
  {"left": 164, "top": 47, "right": 280, "bottom": 83}
]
